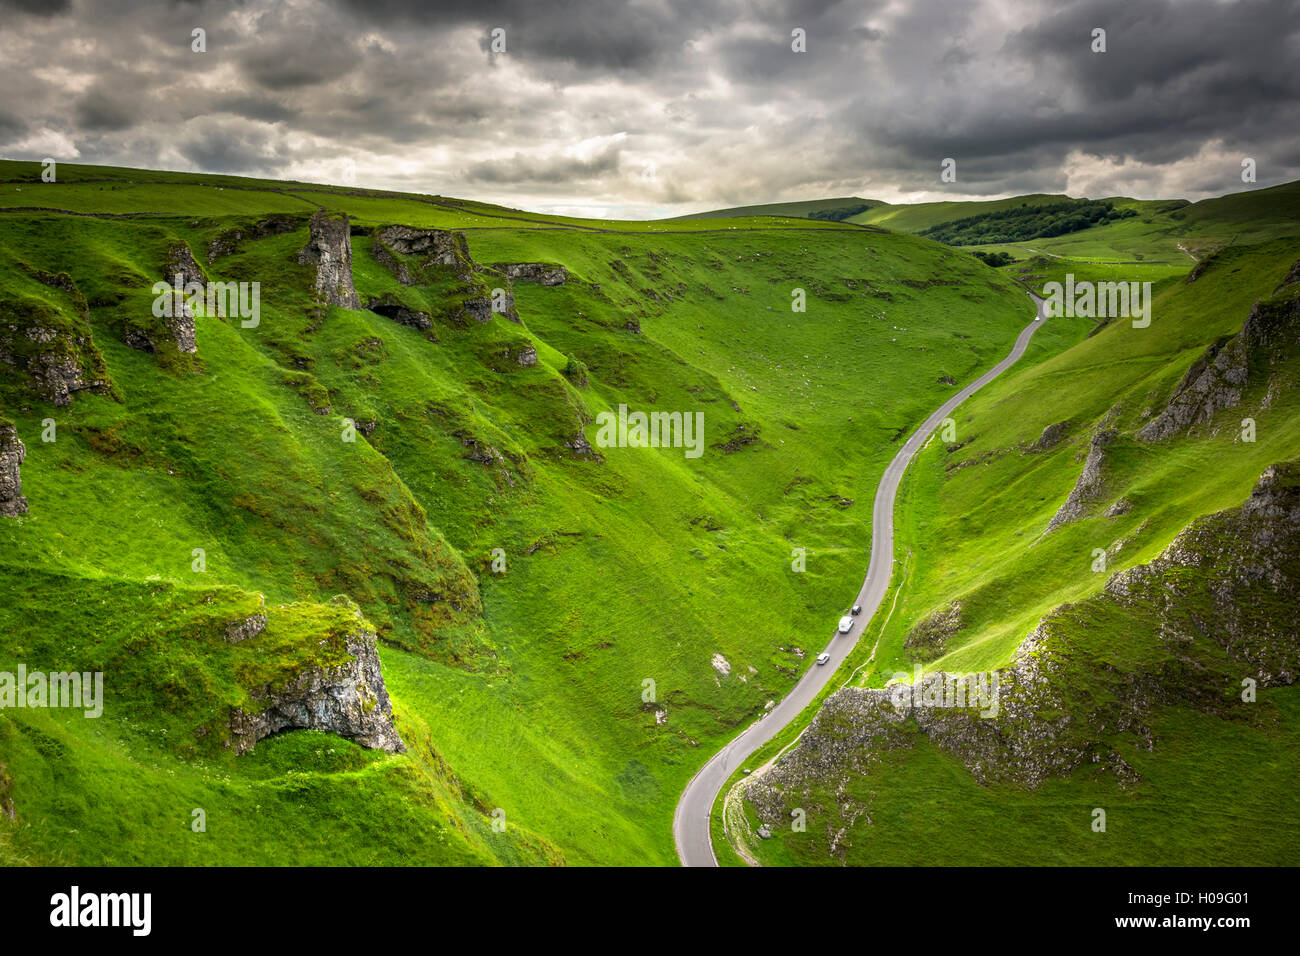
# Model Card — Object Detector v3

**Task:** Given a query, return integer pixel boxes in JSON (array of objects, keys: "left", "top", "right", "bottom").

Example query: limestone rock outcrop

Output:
[
  {"left": 1046, "top": 429, "right": 1116, "bottom": 530},
  {"left": 1139, "top": 259, "right": 1300, "bottom": 441},
  {"left": 372, "top": 226, "right": 469, "bottom": 283},
  {"left": 1026, "top": 420, "right": 1068, "bottom": 453},
  {"left": 494, "top": 262, "right": 568, "bottom": 286},
  {"left": 297, "top": 211, "right": 360, "bottom": 309},
  {"left": 747, "top": 461, "right": 1300, "bottom": 857},
  {"left": 229, "top": 617, "right": 405, "bottom": 755},
  {"left": 366, "top": 295, "right": 434, "bottom": 333},
  {"left": 1105, "top": 461, "right": 1300, "bottom": 684},
  {"left": 225, "top": 612, "right": 267, "bottom": 644},
  {"left": 158, "top": 242, "right": 202, "bottom": 353},
  {"left": 0, "top": 422, "right": 28, "bottom": 517},
  {"left": 903, "top": 602, "right": 963, "bottom": 659},
  {"left": 207, "top": 214, "right": 299, "bottom": 263},
  {"left": 0, "top": 271, "right": 111, "bottom": 405}
]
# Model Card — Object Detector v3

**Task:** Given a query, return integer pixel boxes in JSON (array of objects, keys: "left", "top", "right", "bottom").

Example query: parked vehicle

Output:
[
  {"left": 838, "top": 615, "right": 853, "bottom": 633},
  {"left": 851, "top": 604, "right": 862, "bottom": 615}
]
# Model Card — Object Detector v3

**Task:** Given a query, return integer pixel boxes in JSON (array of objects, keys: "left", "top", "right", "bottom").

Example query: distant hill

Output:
[
  {"left": 671, "top": 197, "right": 885, "bottom": 221},
  {"left": 850, "top": 193, "right": 1075, "bottom": 233}
]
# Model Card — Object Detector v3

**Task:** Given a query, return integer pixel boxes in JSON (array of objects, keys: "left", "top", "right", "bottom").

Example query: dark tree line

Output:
[
  {"left": 808, "top": 203, "right": 872, "bottom": 221},
  {"left": 921, "top": 200, "right": 1136, "bottom": 245}
]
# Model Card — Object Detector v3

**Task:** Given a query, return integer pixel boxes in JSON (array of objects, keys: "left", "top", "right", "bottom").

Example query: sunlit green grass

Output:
[
  {"left": 0, "top": 162, "right": 1033, "bottom": 865},
  {"left": 744, "top": 230, "right": 1300, "bottom": 865}
]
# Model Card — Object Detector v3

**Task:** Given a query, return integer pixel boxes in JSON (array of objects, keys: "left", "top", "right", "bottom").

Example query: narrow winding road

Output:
[{"left": 673, "top": 290, "right": 1047, "bottom": 867}]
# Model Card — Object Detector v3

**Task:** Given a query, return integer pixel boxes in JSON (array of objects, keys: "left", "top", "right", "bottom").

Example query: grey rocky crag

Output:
[
  {"left": 1026, "top": 420, "right": 1068, "bottom": 453},
  {"left": 372, "top": 225, "right": 470, "bottom": 282},
  {"left": 152, "top": 242, "right": 203, "bottom": 353},
  {"left": 1138, "top": 258, "right": 1300, "bottom": 442},
  {"left": 0, "top": 422, "right": 28, "bottom": 517},
  {"left": 225, "top": 607, "right": 267, "bottom": 644},
  {"left": 747, "top": 462, "right": 1300, "bottom": 858},
  {"left": 563, "top": 431, "right": 602, "bottom": 461},
  {"left": 462, "top": 296, "right": 494, "bottom": 323},
  {"left": 206, "top": 214, "right": 299, "bottom": 263},
  {"left": 903, "top": 601, "right": 963, "bottom": 659},
  {"left": 493, "top": 262, "right": 568, "bottom": 286},
  {"left": 1104, "top": 461, "right": 1300, "bottom": 685},
  {"left": 1046, "top": 428, "right": 1116, "bottom": 531},
  {"left": 365, "top": 294, "right": 434, "bottom": 334},
  {"left": 0, "top": 268, "right": 111, "bottom": 406},
  {"left": 229, "top": 613, "right": 405, "bottom": 755},
  {"left": 371, "top": 224, "right": 519, "bottom": 324},
  {"left": 297, "top": 210, "right": 361, "bottom": 309}
]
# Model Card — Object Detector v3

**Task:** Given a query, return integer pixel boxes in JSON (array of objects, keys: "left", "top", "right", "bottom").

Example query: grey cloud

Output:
[
  {"left": 178, "top": 125, "right": 284, "bottom": 173},
  {"left": 0, "top": 0, "right": 72, "bottom": 15},
  {"left": 463, "top": 144, "right": 622, "bottom": 185},
  {"left": 75, "top": 89, "right": 138, "bottom": 132},
  {"left": 0, "top": 0, "right": 1295, "bottom": 214},
  {"left": 240, "top": 34, "right": 363, "bottom": 90},
  {"left": 0, "top": 112, "right": 27, "bottom": 144},
  {"left": 211, "top": 95, "right": 298, "bottom": 124}
]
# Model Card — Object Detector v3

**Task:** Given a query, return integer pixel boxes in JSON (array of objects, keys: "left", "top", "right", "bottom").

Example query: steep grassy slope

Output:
[
  {"left": 0, "top": 161, "right": 1033, "bottom": 865},
  {"left": 737, "top": 219, "right": 1300, "bottom": 865}
]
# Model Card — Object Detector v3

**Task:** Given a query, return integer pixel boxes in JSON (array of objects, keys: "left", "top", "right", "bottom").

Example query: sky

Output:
[{"left": 1, "top": 0, "right": 1298, "bottom": 219}]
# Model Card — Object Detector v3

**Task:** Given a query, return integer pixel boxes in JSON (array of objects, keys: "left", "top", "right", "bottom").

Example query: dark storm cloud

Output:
[
  {"left": 336, "top": 0, "right": 718, "bottom": 71},
  {"left": 211, "top": 96, "right": 298, "bottom": 125},
  {"left": 177, "top": 125, "right": 284, "bottom": 173},
  {"left": 0, "top": 0, "right": 72, "bottom": 15},
  {"left": 74, "top": 88, "right": 139, "bottom": 132},
  {"left": 0, "top": 0, "right": 1297, "bottom": 214},
  {"left": 1006, "top": 0, "right": 1300, "bottom": 103},
  {"left": 0, "top": 112, "right": 26, "bottom": 144},
  {"left": 463, "top": 142, "right": 622, "bottom": 185},
  {"left": 240, "top": 32, "right": 364, "bottom": 90}
]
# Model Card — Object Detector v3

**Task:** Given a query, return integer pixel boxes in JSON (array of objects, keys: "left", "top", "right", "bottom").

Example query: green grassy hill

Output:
[
  {"left": 736, "top": 214, "right": 1300, "bottom": 865},
  {"left": 681, "top": 182, "right": 1300, "bottom": 269},
  {"left": 670, "top": 197, "right": 883, "bottom": 222},
  {"left": 849, "top": 193, "right": 1075, "bottom": 233},
  {"left": 0, "top": 160, "right": 1033, "bottom": 865}
]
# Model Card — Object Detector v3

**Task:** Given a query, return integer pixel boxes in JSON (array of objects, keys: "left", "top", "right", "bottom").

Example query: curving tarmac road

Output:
[{"left": 673, "top": 290, "right": 1047, "bottom": 867}]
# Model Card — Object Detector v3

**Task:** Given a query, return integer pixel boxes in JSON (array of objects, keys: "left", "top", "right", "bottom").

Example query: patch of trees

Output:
[
  {"left": 921, "top": 200, "right": 1136, "bottom": 245},
  {"left": 972, "top": 250, "right": 1014, "bottom": 267},
  {"left": 808, "top": 203, "right": 871, "bottom": 221}
]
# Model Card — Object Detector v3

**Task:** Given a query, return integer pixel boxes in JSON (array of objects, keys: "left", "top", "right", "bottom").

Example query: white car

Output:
[
  {"left": 816, "top": 652, "right": 831, "bottom": 665},
  {"left": 837, "top": 616, "right": 853, "bottom": 634}
]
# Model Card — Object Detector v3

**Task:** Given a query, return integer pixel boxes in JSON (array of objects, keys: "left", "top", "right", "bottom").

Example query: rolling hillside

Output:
[
  {"left": 0, "top": 160, "right": 1032, "bottom": 865},
  {"left": 671, "top": 197, "right": 884, "bottom": 222},
  {"left": 684, "top": 182, "right": 1300, "bottom": 268},
  {"left": 731, "top": 210, "right": 1300, "bottom": 866},
  {"left": 2, "top": 161, "right": 1297, "bottom": 868}
]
